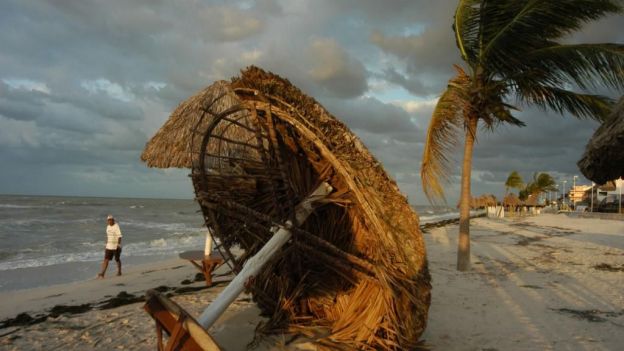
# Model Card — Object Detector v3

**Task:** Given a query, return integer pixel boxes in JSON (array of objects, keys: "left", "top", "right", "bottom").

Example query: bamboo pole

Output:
[{"left": 197, "top": 182, "right": 332, "bottom": 328}]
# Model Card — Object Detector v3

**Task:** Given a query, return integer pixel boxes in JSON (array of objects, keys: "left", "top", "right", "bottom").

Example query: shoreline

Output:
[
  {"left": 1, "top": 213, "right": 623, "bottom": 350},
  {"left": 0, "top": 258, "right": 230, "bottom": 322},
  {"left": 0, "top": 254, "right": 188, "bottom": 293},
  {"left": 0, "top": 212, "right": 469, "bottom": 293}
]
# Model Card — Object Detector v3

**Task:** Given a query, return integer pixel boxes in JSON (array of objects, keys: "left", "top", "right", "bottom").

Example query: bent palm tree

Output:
[
  {"left": 421, "top": 0, "right": 624, "bottom": 271},
  {"left": 529, "top": 172, "right": 557, "bottom": 194},
  {"left": 505, "top": 171, "right": 525, "bottom": 196},
  {"left": 525, "top": 172, "right": 558, "bottom": 198}
]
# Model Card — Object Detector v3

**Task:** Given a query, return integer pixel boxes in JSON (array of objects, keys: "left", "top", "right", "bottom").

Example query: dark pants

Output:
[{"left": 104, "top": 247, "right": 122, "bottom": 261}]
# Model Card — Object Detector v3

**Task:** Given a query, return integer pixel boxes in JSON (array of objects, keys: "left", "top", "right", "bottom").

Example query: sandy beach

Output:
[{"left": 1, "top": 213, "right": 623, "bottom": 350}]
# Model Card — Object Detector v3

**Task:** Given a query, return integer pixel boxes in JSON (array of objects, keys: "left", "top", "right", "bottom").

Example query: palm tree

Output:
[
  {"left": 505, "top": 171, "right": 525, "bottom": 196},
  {"left": 421, "top": 0, "right": 624, "bottom": 271},
  {"left": 526, "top": 172, "right": 557, "bottom": 196}
]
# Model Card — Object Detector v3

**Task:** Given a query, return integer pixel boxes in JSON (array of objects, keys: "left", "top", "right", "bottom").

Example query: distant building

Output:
[
  {"left": 570, "top": 185, "right": 591, "bottom": 204},
  {"left": 582, "top": 179, "right": 623, "bottom": 212}
]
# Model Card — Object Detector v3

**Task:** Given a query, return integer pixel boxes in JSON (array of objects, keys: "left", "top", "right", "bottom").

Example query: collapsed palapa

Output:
[{"left": 141, "top": 67, "right": 431, "bottom": 350}]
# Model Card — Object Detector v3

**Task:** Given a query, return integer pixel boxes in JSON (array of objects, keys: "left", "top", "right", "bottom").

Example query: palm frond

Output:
[
  {"left": 516, "top": 85, "right": 614, "bottom": 121},
  {"left": 453, "top": 0, "right": 483, "bottom": 63},
  {"left": 526, "top": 172, "right": 557, "bottom": 195},
  {"left": 421, "top": 66, "right": 470, "bottom": 202},
  {"left": 482, "top": 93, "right": 525, "bottom": 128},
  {"left": 525, "top": 43, "right": 624, "bottom": 91},
  {"left": 535, "top": 172, "right": 557, "bottom": 193},
  {"left": 481, "top": 0, "right": 623, "bottom": 65},
  {"left": 505, "top": 171, "right": 524, "bottom": 191}
]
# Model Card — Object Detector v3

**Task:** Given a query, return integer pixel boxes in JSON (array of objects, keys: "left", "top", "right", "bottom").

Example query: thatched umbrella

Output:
[
  {"left": 141, "top": 67, "right": 431, "bottom": 350},
  {"left": 523, "top": 195, "right": 538, "bottom": 207},
  {"left": 578, "top": 97, "right": 624, "bottom": 184},
  {"left": 503, "top": 193, "right": 520, "bottom": 207},
  {"left": 466, "top": 194, "right": 497, "bottom": 209}
]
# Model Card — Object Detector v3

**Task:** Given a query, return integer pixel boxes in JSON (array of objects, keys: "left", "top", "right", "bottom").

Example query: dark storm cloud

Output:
[
  {"left": 322, "top": 96, "right": 420, "bottom": 138},
  {"left": 305, "top": 39, "right": 369, "bottom": 98},
  {"left": 0, "top": 0, "right": 621, "bottom": 203},
  {"left": 379, "top": 68, "right": 430, "bottom": 96},
  {"left": 0, "top": 82, "right": 46, "bottom": 121}
]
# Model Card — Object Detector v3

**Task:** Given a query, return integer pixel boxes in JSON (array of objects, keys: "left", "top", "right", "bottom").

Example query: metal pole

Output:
[
  {"left": 573, "top": 175, "right": 577, "bottom": 208},
  {"left": 618, "top": 178, "right": 622, "bottom": 213},
  {"left": 563, "top": 181, "right": 567, "bottom": 208},
  {"left": 591, "top": 182, "right": 594, "bottom": 213}
]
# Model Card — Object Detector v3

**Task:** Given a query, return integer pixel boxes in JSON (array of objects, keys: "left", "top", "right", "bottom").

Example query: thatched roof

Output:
[
  {"left": 503, "top": 193, "right": 520, "bottom": 207},
  {"left": 578, "top": 97, "right": 624, "bottom": 184},
  {"left": 523, "top": 195, "right": 538, "bottom": 207},
  {"left": 141, "top": 66, "right": 430, "bottom": 350},
  {"left": 141, "top": 81, "right": 241, "bottom": 168},
  {"left": 462, "top": 194, "right": 497, "bottom": 209}
]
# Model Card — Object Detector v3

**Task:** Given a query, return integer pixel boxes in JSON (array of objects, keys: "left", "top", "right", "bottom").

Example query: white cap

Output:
[{"left": 107, "top": 215, "right": 114, "bottom": 220}]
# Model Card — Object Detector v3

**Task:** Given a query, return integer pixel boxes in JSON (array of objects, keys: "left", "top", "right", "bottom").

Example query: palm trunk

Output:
[{"left": 457, "top": 116, "right": 478, "bottom": 271}]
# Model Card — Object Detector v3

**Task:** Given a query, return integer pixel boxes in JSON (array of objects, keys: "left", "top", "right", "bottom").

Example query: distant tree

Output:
[
  {"left": 526, "top": 172, "right": 557, "bottom": 196},
  {"left": 505, "top": 171, "right": 525, "bottom": 196}
]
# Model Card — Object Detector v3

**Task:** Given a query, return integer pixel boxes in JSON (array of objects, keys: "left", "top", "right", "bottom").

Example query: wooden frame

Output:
[
  {"left": 179, "top": 251, "right": 225, "bottom": 286},
  {"left": 143, "top": 289, "right": 221, "bottom": 351}
]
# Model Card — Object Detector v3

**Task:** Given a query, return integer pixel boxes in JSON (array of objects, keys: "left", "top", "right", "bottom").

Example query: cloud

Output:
[
  {"left": 0, "top": 116, "right": 39, "bottom": 147},
  {"left": 380, "top": 68, "right": 430, "bottom": 96},
  {"left": 201, "top": 6, "right": 265, "bottom": 42},
  {"left": 0, "top": 0, "right": 621, "bottom": 204},
  {"left": 0, "top": 81, "right": 47, "bottom": 121},
  {"left": 305, "top": 38, "right": 369, "bottom": 98},
  {"left": 323, "top": 96, "right": 421, "bottom": 142}
]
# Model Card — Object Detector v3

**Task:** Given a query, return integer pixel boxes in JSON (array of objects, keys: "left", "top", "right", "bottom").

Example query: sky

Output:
[{"left": 0, "top": 0, "right": 622, "bottom": 204}]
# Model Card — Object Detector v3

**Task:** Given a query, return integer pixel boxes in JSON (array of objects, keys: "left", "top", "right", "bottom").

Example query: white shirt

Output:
[{"left": 106, "top": 223, "right": 123, "bottom": 250}]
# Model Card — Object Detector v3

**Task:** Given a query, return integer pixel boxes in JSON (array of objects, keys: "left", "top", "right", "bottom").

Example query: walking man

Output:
[{"left": 98, "top": 214, "right": 122, "bottom": 278}]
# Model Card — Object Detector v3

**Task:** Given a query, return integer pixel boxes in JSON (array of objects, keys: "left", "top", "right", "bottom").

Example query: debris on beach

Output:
[
  {"left": 141, "top": 66, "right": 431, "bottom": 349},
  {"left": 593, "top": 263, "right": 624, "bottom": 272},
  {"left": 552, "top": 308, "right": 624, "bottom": 323}
]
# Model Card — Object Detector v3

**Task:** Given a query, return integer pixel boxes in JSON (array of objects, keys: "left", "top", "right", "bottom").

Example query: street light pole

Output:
[
  {"left": 572, "top": 175, "right": 578, "bottom": 208},
  {"left": 591, "top": 182, "right": 594, "bottom": 213},
  {"left": 563, "top": 180, "right": 567, "bottom": 208}
]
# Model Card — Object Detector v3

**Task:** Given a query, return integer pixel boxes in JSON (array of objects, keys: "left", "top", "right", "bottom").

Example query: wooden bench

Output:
[
  {"left": 144, "top": 289, "right": 221, "bottom": 351},
  {"left": 178, "top": 251, "right": 225, "bottom": 286}
]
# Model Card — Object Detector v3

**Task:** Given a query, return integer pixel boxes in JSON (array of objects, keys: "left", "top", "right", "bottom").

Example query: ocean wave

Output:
[
  {"left": 3, "top": 217, "right": 98, "bottom": 226},
  {"left": 420, "top": 212, "right": 460, "bottom": 222},
  {"left": 61, "top": 201, "right": 108, "bottom": 207},
  {"left": 122, "top": 219, "right": 204, "bottom": 233},
  {"left": 0, "top": 234, "right": 205, "bottom": 271},
  {"left": 0, "top": 204, "right": 41, "bottom": 209}
]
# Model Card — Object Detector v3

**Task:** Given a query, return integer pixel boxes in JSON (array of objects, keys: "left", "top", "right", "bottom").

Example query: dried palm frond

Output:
[{"left": 421, "top": 65, "right": 471, "bottom": 202}]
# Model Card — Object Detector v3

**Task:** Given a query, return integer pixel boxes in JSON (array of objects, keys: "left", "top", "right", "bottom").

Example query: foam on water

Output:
[
  {"left": 0, "top": 204, "right": 42, "bottom": 209},
  {"left": 0, "top": 233, "right": 204, "bottom": 271}
]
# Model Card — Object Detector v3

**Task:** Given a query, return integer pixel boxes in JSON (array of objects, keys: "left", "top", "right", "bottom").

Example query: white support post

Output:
[
  {"left": 197, "top": 182, "right": 333, "bottom": 329},
  {"left": 204, "top": 229, "right": 214, "bottom": 257}
]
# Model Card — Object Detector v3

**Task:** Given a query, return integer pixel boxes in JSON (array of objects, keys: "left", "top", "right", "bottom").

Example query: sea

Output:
[{"left": 0, "top": 195, "right": 456, "bottom": 292}]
